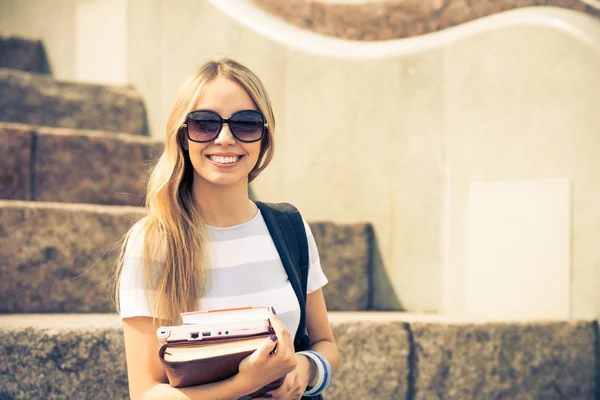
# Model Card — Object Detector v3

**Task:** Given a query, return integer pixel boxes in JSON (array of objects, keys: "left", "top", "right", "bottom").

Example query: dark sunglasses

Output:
[{"left": 182, "top": 109, "right": 268, "bottom": 143}]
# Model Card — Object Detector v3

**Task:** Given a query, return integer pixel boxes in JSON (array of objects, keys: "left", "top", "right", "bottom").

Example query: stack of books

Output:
[{"left": 156, "top": 306, "right": 285, "bottom": 397}]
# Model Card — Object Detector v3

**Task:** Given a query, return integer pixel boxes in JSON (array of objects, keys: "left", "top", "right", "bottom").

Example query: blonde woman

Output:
[{"left": 116, "top": 58, "right": 339, "bottom": 400}]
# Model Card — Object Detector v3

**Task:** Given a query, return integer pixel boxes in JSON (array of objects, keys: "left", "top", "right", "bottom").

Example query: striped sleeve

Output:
[
  {"left": 119, "top": 219, "right": 155, "bottom": 319},
  {"left": 303, "top": 219, "right": 328, "bottom": 294}
]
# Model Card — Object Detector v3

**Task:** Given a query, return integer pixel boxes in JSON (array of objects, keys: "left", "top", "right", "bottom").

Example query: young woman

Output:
[{"left": 116, "top": 58, "right": 339, "bottom": 400}]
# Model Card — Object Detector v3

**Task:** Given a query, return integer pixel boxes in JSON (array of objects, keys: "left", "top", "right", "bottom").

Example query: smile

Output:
[{"left": 207, "top": 155, "right": 243, "bottom": 165}]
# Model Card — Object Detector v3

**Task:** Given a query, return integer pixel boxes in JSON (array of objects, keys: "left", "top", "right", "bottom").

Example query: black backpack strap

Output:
[
  {"left": 255, "top": 201, "right": 310, "bottom": 347},
  {"left": 256, "top": 202, "right": 324, "bottom": 399}
]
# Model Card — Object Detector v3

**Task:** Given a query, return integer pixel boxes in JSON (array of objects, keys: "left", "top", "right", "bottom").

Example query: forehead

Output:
[{"left": 193, "top": 76, "right": 257, "bottom": 116}]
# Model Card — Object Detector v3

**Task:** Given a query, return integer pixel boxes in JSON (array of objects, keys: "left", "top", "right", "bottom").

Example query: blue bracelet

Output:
[{"left": 296, "top": 350, "right": 331, "bottom": 397}]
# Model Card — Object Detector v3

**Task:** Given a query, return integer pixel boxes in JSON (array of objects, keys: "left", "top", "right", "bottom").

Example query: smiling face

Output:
[{"left": 181, "top": 76, "right": 263, "bottom": 188}]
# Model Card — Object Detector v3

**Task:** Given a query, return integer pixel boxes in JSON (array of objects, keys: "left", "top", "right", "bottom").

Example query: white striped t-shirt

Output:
[{"left": 119, "top": 208, "right": 328, "bottom": 336}]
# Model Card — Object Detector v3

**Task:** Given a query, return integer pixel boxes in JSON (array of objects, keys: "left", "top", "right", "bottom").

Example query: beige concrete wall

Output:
[
  {"left": 0, "top": 0, "right": 128, "bottom": 84},
  {"left": 3, "top": 1, "right": 600, "bottom": 317},
  {"left": 442, "top": 22, "right": 600, "bottom": 318}
]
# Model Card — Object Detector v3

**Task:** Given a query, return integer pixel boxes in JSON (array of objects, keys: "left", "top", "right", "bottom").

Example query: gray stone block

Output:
[
  {"left": 311, "top": 222, "right": 372, "bottom": 311},
  {"left": 410, "top": 321, "right": 598, "bottom": 400},
  {"left": 0, "top": 68, "right": 148, "bottom": 135},
  {"left": 329, "top": 321, "right": 410, "bottom": 399},
  {"left": 0, "top": 201, "right": 145, "bottom": 313},
  {"left": 0, "top": 314, "right": 412, "bottom": 399},
  {"left": 2, "top": 315, "right": 595, "bottom": 400},
  {"left": 35, "top": 126, "right": 163, "bottom": 205},
  {"left": 0, "top": 201, "right": 371, "bottom": 313},
  {"left": 0, "top": 123, "right": 33, "bottom": 200},
  {"left": 0, "top": 325, "right": 128, "bottom": 400},
  {"left": 0, "top": 36, "right": 51, "bottom": 74}
]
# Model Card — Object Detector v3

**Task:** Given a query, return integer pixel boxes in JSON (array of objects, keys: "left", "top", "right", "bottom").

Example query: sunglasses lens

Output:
[
  {"left": 187, "top": 111, "right": 221, "bottom": 141},
  {"left": 229, "top": 110, "right": 265, "bottom": 142}
]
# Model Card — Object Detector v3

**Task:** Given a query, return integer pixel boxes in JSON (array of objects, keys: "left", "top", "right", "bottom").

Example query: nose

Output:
[{"left": 214, "top": 123, "right": 236, "bottom": 146}]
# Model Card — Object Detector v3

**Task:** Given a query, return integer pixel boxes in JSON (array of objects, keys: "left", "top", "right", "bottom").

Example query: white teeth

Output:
[{"left": 210, "top": 155, "right": 240, "bottom": 164}]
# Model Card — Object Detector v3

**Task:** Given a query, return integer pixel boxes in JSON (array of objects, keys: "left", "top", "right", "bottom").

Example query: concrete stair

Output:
[
  {"left": 0, "top": 313, "right": 596, "bottom": 400},
  {"left": 0, "top": 68, "right": 148, "bottom": 135},
  {"left": 0, "top": 122, "right": 163, "bottom": 205},
  {"left": 1, "top": 35, "right": 597, "bottom": 400},
  {"left": 0, "top": 35, "right": 51, "bottom": 74},
  {"left": 0, "top": 200, "right": 372, "bottom": 313}
]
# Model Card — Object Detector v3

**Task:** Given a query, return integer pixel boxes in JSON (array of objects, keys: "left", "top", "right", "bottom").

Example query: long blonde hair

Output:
[{"left": 115, "top": 58, "right": 276, "bottom": 324}]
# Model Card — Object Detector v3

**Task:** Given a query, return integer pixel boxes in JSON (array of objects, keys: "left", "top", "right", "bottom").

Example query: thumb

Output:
[{"left": 250, "top": 335, "right": 278, "bottom": 362}]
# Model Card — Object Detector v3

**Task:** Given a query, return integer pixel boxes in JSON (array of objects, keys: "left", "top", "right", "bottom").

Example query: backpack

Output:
[
  {"left": 255, "top": 201, "right": 310, "bottom": 349},
  {"left": 254, "top": 202, "right": 325, "bottom": 400}
]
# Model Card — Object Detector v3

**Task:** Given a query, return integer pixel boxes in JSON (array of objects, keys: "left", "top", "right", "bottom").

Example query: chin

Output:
[{"left": 200, "top": 173, "right": 248, "bottom": 187}]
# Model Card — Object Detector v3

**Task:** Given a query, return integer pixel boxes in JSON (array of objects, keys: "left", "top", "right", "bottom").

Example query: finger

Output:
[
  {"left": 266, "top": 387, "right": 284, "bottom": 396},
  {"left": 269, "top": 313, "right": 292, "bottom": 352},
  {"left": 249, "top": 334, "right": 278, "bottom": 363}
]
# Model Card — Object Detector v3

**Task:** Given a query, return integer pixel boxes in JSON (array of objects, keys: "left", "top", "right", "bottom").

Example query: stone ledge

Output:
[
  {"left": 253, "top": 0, "right": 600, "bottom": 41},
  {"left": 411, "top": 321, "right": 598, "bottom": 399},
  {"left": 0, "top": 201, "right": 371, "bottom": 313},
  {"left": 0, "top": 68, "right": 148, "bottom": 135},
  {"left": 0, "top": 123, "right": 33, "bottom": 200},
  {"left": 0, "top": 122, "right": 163, "bottom": 205},
  {"left": 0, "top": 314, "right": 596, "bottom": 400},
  {"left": 311, "top": 222, "right": 372, "bottom": 311},
  {"left": 0, "top": 35, "right": 51, "bottom": 74},
  {"left": 0, "top": 315, "right": 410, "bottom": 400},
  {"left": 0, "top": 201, "right": 146, "bottom": 314}
]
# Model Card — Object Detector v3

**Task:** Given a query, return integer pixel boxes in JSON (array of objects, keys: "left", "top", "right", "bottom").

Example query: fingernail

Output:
[
  {"left": 271, "top": 306, "right": 277, "bottom": 315},
  {"left": 270, "top": 335, "right": 278, "bottom": 341},
  {"left": 264, "top": 395, "right": 273, "bottom": 398}
]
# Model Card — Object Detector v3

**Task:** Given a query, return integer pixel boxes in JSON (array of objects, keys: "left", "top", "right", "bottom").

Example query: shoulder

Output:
[
  {"left": 124, "top": 216, "right": 149, "bottom": 254},
  {"left": 256, "top": 201, "right": 313, "bottom": 233},
  {"left": 123, "top": 216, "right": 167, "bottom": 263}
]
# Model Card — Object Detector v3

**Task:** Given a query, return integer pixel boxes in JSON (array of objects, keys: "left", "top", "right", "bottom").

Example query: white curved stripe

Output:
[{"left": 206, "top": 1, "right": 600, "bottom": 59}]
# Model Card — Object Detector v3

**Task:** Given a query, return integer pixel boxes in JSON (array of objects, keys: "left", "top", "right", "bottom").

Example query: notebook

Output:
[{"left": 180, "top": 306, "right": 272, "bottom": 325}]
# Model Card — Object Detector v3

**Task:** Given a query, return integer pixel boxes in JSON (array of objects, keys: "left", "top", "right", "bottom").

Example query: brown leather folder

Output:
[{"left": 159, "top": 333, "right": 285, "bottom": 398}]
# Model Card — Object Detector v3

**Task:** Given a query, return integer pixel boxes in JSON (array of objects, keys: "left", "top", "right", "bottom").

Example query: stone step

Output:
[
  {"left": 0, "top": 201, "right": 371, "bottom": 313},
  {"left": 0, "top": 313, "right": 595, "bottom": 399},
  {"left": 0, "top": 122, "right": 163, "bottom": 205},
  {"left": 0, "top": 35, "right": 51, "bottom": 74},
  {"left": 0, "top": 68, "right": 148, "bottom": 135}
]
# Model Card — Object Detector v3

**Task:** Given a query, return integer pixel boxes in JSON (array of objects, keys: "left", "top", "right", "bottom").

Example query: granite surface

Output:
[
  {"left": 0, "top": 326, "right": 128, "bottom": 400},
  {"left": 0, "top": 201, "right": 372, "bottom": 313},
  {"left": 0, "top": 318, "right": 410, "bottom": 400},
  {"left": 0, "top": 123, "right": 33, "bottom": 200},
  {"left": 35, "top": 126, "right": 163, "bottom": 205},
  {"left": 253, "top": 0, "right": 600, "bottom": 41},
  {"left": 410, "top": 321, "right": 598, "bottom": 399},
  {"left": 0, "top": 35, "right": 51, "bottom": 74},
  {"left": 0, "top": 68, "right": 148, "bottom": 135},
  {"left": 0, "top": 201, "right": 145, "bottom": 313},
  {"left": 0, "top": 317, "right": 596, "bottom": 399},
  {"left": 328, "top": 321, "right": 410, "bottom": 399},
  {"left": 310, "top": 222, "right": 373, "bottom": 311}
]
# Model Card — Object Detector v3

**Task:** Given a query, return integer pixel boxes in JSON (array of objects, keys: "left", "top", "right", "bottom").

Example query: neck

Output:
[{"left": 192, "top": 176, "right": 257, "bottom": 227}]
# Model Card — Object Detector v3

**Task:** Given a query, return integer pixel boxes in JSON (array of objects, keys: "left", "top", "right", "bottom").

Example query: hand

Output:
[
  {"left": 255, "top": 353, "right": 312, "bottom": 400},
  {"left": 237, "top": 312, "right": 297, "bottom": 394}
]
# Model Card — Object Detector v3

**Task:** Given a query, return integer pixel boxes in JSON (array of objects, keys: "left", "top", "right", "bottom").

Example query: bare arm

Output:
[
  {"left": 297, "top": 289, "right": 340, "bottom": 386},
  {"left": 123, "top": 316, "right": 294, "bottom": 400},
  {"left": 123, "top": 317, "right": 256, "bottom": 400}
]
